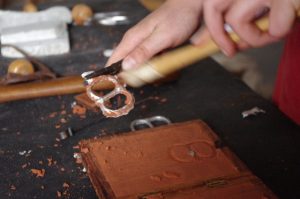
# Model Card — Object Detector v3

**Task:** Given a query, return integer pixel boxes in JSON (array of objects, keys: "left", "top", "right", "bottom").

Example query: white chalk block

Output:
[
  {"left": 1, "top": 24, "right": 70, "bottom": 58},
  {"left": 1, "top": 20, "right": 67, "bottom": 44},
  {"left": 0, "top": 6, "right": 72, "bottom": 32}
]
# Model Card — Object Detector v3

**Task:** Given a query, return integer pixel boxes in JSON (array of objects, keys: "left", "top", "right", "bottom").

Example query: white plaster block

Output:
[
  {"left": 1, "top": 20, "right": 67, "bottom": 44},
  {"left": 0, "top": 6, "right": 72, "bottom": 32},
  {"left": 1, "top": 31, "right": 70, "bottom": 58}
]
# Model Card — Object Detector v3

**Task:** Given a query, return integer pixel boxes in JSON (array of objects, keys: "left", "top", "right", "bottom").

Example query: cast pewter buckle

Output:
[
  {"left": 82, "top": 60, "right": 134, "bottom": 118},
  {"left": 84, "top": 75, "right": 134, "bottom": 118},
  {"left": 130, "top": 116, "right": 171, "bottom": 131}
]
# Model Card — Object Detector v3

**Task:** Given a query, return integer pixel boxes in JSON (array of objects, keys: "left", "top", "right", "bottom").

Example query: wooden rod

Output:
[{"left": 0, "top": 76, "right": 114, "bottom": 103}]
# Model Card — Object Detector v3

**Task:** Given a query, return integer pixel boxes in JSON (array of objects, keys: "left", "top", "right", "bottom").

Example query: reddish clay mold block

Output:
[{"left": 79, "top": 120, "right": 278, "bottom": 199}]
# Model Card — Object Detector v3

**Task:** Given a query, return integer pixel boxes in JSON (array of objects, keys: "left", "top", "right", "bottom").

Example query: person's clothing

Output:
[{"left": 273, "top": 21, "right": 300, "bottom": 125}]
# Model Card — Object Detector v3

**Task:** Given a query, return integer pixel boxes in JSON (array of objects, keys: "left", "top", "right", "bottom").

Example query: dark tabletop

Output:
[{"left": 0, "top": 0, "right": 300, "bottom": 199}]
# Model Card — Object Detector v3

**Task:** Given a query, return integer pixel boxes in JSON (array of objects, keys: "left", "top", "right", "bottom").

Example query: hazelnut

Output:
[
  {"left": 72, "top": 4, "right": 93, "bottom": 25},
  {"left": 8, "top": 59, "right": 34, "bottom": 76},
  {"left": 23, "top": 2, "right": 38, "bottom": 12}
]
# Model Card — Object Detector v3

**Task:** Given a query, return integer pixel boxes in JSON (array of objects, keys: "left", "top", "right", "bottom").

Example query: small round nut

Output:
[
  {"left": 8, "top": 59, "right": 34, "bottom": 75},
  {"left": 23, "top": 2, "right": 38, "bottom": 12},
  {"left": 72, "top": 4, "right": 93, "bottom": 25}
]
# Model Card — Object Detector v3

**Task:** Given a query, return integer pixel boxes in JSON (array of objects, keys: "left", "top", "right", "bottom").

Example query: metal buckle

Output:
[
  {"left": 85, "top": 75, "right": 134, "bottom": 118},
  {"left": 130, "top": 116, "right": 171, "bottom": 131}
]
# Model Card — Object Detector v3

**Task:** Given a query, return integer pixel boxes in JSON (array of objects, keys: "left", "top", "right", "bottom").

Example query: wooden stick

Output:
[
  {"left": 120, "top": 11, "right": 300, "bottom": 87},
  {"left": 138, "top": 0, "right": 165, "bottom": 11},
  {"left": 0, "top": 76, "right": 114, "bottom": 103}
]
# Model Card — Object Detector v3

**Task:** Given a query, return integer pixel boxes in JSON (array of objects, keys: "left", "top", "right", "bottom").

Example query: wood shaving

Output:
[
  {"left": 60, "top": 118, "right": 67, "bottom": 123},
  {"left": 80, "top": 147, "right": 89, "bottom": 154},
  {"left": 72, "top": 104, "right": 87, "bottom": 116},
  {"left": 31, "top": 168, "right": 45, "bottom": 178},
  {"left": 49, "top": 112, "right": 57, "bottom": 118},
  {"left": 160, "top": 98, "right": 168, "bottom": 103},
  {"left": 10, "top": 185, "right": 16, "bottom": 190},
  {"left": 63, "top": 182, "right": 70, "bottom": 188},
  {"left": 47, "top": 158, "right": 53, "bottom": 166},
  {"left": 57, "top": 191, "right": 62, "bottom": 197},
  {"left": 76, "top": 158, "right": 83, "bottom": 164}
]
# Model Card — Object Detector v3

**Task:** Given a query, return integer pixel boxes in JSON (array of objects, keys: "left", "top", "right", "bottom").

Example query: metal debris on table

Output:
[
  {"left": 59, "top": 127, "right": 74, "bottom": 140},
  {"left": 242, "top": 107, "right": 266, "bottom": 118},
  {"left": 73, "top": 153, "right": 82, "bottom": 159},
  {"left": 94, "top": 11, "right": 131, "bottom": 26},
  {"left": 18, "top": 150, "right": 32, "bottom": 156},
  {"left": 103, "top": 49, "right": 114, "bottom": 57}
]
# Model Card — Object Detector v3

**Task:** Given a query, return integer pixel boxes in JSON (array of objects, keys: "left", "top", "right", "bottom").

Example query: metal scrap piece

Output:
[
  {"left": 59, "top": 127, "right": 74, "bottom": 140},
  {"left": 94, "top": 11, "right": 130, "bottom": 26},
  {"left": 242, "top": 107, "right": 266, "bottom": 118}
]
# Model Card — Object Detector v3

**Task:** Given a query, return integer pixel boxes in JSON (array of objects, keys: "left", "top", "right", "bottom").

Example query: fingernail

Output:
[{"left": 122, "top": 57, "right": 136, "bottom": 70}]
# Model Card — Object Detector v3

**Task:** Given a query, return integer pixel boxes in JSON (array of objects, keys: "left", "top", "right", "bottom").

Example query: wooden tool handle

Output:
[
  {"left": 120, "top": 11, "right": 300, "bottom": 87},
  {"left": 0, "top": 76, "right": 114, "bottom": 103}
]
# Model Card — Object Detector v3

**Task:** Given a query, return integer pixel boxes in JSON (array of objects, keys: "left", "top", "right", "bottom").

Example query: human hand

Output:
[
  {"left": 106, "top": 0, "right": 203, "bottom": 70},
  {"left": 192, "top": 0, "right": 300, "bottom": 56}
]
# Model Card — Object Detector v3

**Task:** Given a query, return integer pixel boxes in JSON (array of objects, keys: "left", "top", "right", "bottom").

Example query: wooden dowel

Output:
[{"left": 0, "top": 76, "right": 114, "bottom": 103}]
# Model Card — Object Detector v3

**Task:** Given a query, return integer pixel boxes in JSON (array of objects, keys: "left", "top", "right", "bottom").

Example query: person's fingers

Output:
[
  {"left": 237, "top": 40, "right": 251, "bottom": 50},
  {"left": 190, "top": 26, "right": 251, "bottom": 52},
  {"left": 117, "top": 0, "right": 203, "bottom": 70},
  {"left": 122, "top": 26, "right": 175, "bottom": 70},
  {"left": 203, "top": 0, "right": 236, "bottom": 56},
  {"left": 106, "top": 21, "right": 155, "bottom": 67},
  {"left": 107, "top": 0, "right": 202, "bottom": 68},
  {"left": 190, "top": 27, "right": 211, "bottom": 46},
  {"left": 225, "top": 0, "right": 278, "bottom": 48},
  {"left": 268, "top": 0, "right": 298, "bottom": 38}
]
